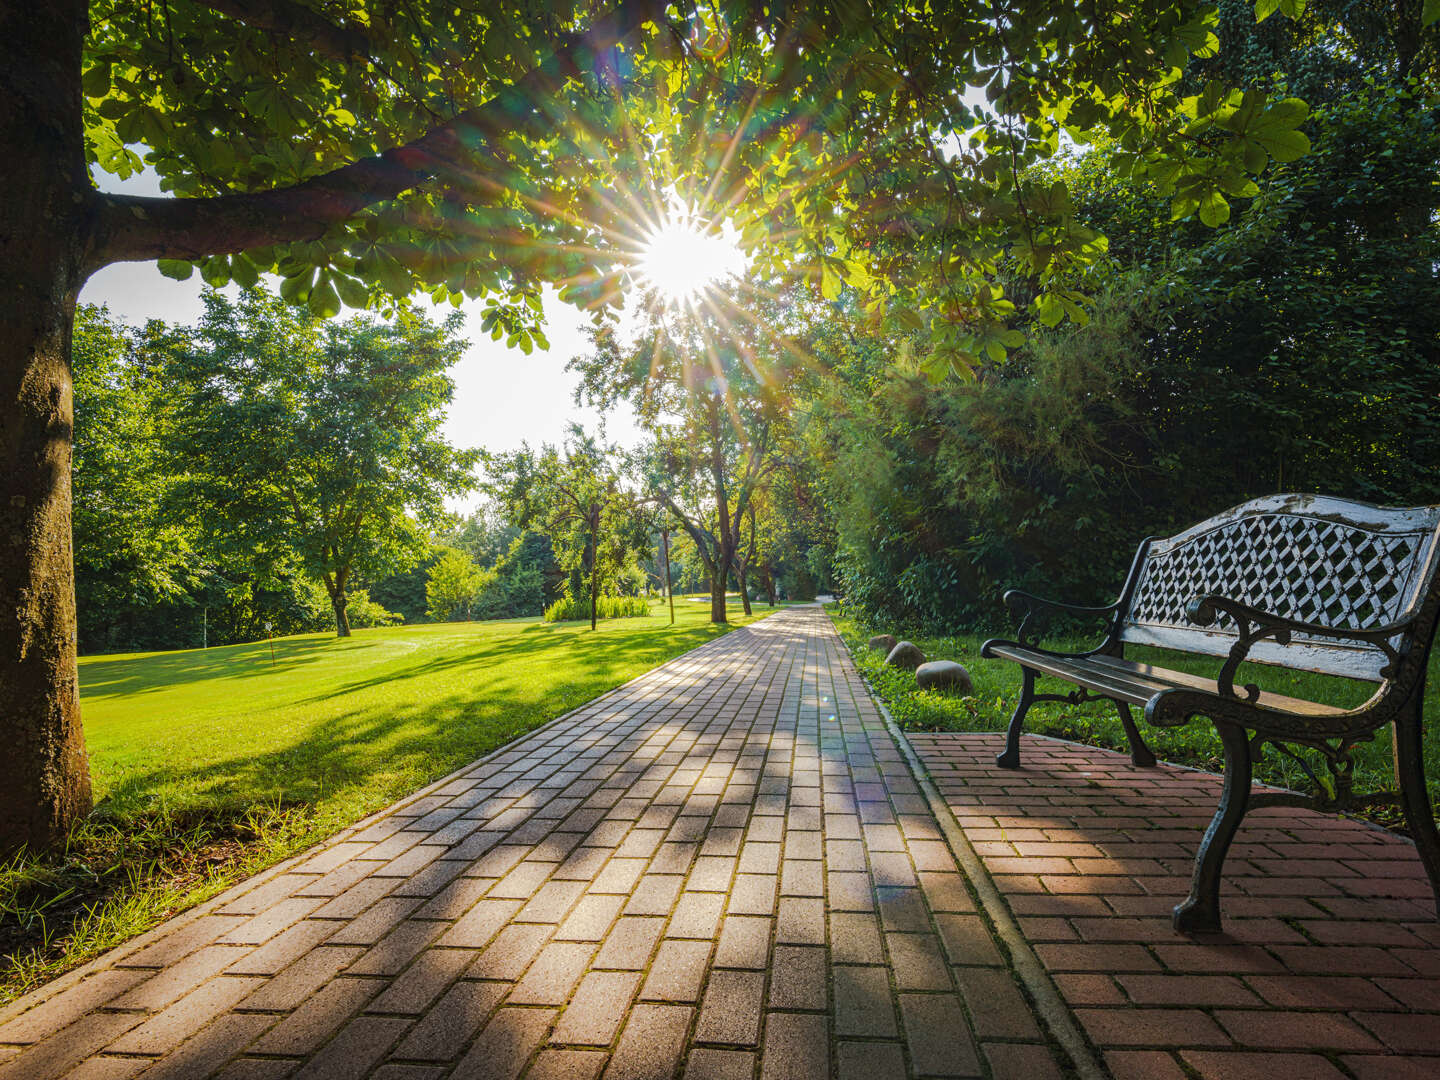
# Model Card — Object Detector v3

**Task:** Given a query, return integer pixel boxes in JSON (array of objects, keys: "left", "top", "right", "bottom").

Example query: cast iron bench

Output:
[{"left": 980, "top": 494, "right": 1440, "bottom": 933}]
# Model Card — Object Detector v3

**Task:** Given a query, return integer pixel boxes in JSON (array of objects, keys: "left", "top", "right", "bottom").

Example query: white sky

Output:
[{"left": 82, "top": 169, "right": 643, "bottom": 512}]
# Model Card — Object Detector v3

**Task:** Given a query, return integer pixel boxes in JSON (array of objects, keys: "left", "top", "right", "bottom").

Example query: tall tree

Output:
[
  {"left": 0, "top": 0, "right": 1325, "bottom": 851},
  {"left": 175, "top": 288, "right": 477, "bottom": 636},
  {"left": 574, "top": 301, "right": 789, "bottom": 623}
]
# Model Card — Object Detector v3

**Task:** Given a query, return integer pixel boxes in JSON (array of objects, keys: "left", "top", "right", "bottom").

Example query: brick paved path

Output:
[
  {"left": 911, "top": 733, "right": 1440, "bottom": 1080},
  {"left": 0, "top": 608, "right": 1058, "bottom": 1080}
]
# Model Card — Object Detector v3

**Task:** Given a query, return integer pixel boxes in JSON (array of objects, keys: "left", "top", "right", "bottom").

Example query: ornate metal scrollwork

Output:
[{"left": 1246, "top": 730, "right": 1399, "bottom": 814}]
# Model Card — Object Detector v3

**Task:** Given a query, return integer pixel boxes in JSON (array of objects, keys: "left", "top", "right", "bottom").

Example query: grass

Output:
[
  {"left": 0, "top": 598, "right": 782, "bottom": 1004},
  {"left": 827, "top": 605, "right": 1440, "bottom": 822}
]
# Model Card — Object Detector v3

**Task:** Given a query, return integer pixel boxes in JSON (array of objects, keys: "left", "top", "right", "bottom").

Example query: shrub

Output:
[
  {"left": 543, "top": 595, "right": 651, "bottom": 622},
  {"left": 345, "top": 590, "right": 403, "bottom": 628}
]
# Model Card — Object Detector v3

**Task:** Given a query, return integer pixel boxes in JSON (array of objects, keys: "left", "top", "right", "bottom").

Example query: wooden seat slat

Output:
[{"left": 990, "top": 647, "right": 1347, "bottom": 718}]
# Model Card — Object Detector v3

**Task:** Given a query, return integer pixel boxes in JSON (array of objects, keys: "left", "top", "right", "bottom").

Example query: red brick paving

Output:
[
  {"left": 910, "top": 731, "right": 1440, "bottom": 1077},
  {"left": 0, "top": 609, "right": 1057, "bottom": 1079}
]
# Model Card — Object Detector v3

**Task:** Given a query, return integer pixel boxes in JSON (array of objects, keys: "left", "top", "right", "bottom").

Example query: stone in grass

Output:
[
  {"left": 916, "top": 660, "right": 972, "bottom": 694},
  {"left": 869, "top": 634, "right": 898, "bottom": 653},
  {"left": 885, "top": 641, "right": 925, "bottom": 670}
]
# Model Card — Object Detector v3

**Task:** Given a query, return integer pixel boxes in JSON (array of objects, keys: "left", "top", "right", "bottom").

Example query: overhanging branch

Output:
[
  {"left": 85, "top": 0, "right": 666, "bottom": 274},
  {"left": 198, "top": 0, "right": 370, "bottom": 62}
]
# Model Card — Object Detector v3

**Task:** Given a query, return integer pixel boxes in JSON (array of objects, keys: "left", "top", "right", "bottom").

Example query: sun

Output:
[{"left": 634, "top": 208, "right": 746, "bottom": 306}]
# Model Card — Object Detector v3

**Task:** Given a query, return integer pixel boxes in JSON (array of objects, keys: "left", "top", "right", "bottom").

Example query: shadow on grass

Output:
[{"left": 80, "top": 635, "right": 348, "bottom": 697}]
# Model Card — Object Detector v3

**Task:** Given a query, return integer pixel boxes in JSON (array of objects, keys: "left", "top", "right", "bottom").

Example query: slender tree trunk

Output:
[
  {"left": 737, "top": 562, "right": 753, "bottom": 616},
  {"left": 708, "top": 396, "right": 731, "bottom": 625},
  {"left": 764, "top": 566, "right": 777, "bottom": 607},
  {"left": 661, "top": 528, "right": 675, "bottom": 625},
  {"left": 0, "top": 0, "right": 94, "bottom": 853},
  {"left": 589, "top": 512, "right": 598, "bottom": 631}
]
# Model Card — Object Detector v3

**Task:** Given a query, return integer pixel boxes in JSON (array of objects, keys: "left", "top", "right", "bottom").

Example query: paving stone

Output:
[
  {"left": 251, "top": 977, "right": 386, "bottom": 1055},
  {"left": 552, "top": 971, "right": 643, "bottom": 1046},
  {"left": 603, "top": 1004, "right": 692, "bottom": 1080},
  {"left": 451, "top": 1007, "right": 556, "bottom": 1080},
  {"left": 642, "top": 939, "right": 713, "bottom": 1003},
  {"left": 760, "top": 1013, "right": 829, "bottom": 1080},
  {"left": 392, "top": 980, "right": 508, "bottom": 1060}
]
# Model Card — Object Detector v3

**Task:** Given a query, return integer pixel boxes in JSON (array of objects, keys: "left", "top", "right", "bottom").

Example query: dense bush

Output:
[
  {"left": 543, "top": 596, "right": 651, "bottom": 623},
  {"left": 814, "top": 76, "right": 1440, "bottom": 634}
]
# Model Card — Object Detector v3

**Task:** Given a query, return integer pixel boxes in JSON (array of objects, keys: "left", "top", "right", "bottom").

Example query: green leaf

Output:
[
  {"left": 278, "top": 268, "right": 313, "bottom": 303},
  {"left": 1198, "top": 190, "right": 1230, "bottom": 228},
  {"left": 230, "top": 254, "right": 261, "bottom": 289},
  {"left": 1035, "top": 293, "right": 1065, "bottom": 328},
  {"left": 157, "top": 259, "right": 194, "bottom": 281},
  {"left": 307, "top": 277, "right": 341, "bottom": 318},
  {"left": 334, "top": 274, "right": 370, "bottom": 309},
  {"left": 819, "top": 260, "right": 841, "bottom": 300},
  {"left": 1255, "top": 0, "right": 1304, "bottom": 21},
  {"left": 1426, "top": 0, "right": 1440, "bottom": 27}
]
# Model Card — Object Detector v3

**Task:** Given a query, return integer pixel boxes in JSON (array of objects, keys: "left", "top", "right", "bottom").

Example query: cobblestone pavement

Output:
[
  {"left": 910, "top": 732, "right": 1440, "bottom": 1080},
  {"left": 0, "top": 608, "right": 1059, "bottom": 1080}
]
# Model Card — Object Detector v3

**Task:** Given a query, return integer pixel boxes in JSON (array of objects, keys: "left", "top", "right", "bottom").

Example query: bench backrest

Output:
[{"left": 1118, "top": 494, "right": 1440, "bottom": 682}]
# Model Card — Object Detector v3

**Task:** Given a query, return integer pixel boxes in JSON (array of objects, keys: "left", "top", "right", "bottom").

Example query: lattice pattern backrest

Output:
[{"left": 1120, "top": 495, "right": 1440, "bottom": 680}]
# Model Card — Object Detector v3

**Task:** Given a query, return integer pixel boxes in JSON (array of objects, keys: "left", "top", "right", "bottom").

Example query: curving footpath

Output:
[{"left": 0, "top": 607, "right": 1057, "bottom": 1080}]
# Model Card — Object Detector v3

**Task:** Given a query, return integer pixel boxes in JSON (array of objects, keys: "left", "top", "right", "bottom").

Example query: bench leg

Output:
[
  {"left": 1394, "top": 708, "right": 1440, "bottom": 918},
  {"left": 997, "top": 667, "right": 1035, "bottom": 769},
  {"left": 1116, "top": 701, "right": 1157, "bottom": 767},
  {"left": 1173, "top": 721, "right": 1250, "bottom": 934}
]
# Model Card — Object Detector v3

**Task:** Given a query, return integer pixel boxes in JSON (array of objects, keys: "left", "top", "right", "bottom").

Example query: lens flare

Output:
[{"left": 634, "top": 209, "right": 746, "bottom": 306}]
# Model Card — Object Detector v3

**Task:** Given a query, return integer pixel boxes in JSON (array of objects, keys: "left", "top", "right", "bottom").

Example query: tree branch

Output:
[
  {"left": 85, "top": 0, "right": 666, "bottom": 273},
  {"left": 197, "top": 0, "right": 370, "bottom": 61}
]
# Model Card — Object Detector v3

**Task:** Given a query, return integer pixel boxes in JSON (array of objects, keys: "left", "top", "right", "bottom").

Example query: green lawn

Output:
[
  {"left": 828, "top": 606, "right": 1440, "bottom": 815},
  {"left": 0, "top": 599, "right": 780, "bottom": 1002}
]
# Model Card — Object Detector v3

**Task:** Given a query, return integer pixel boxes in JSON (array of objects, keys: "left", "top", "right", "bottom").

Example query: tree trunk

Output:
[
  {"left": 332, "top": 593, "right": 351, "bottom": 637},
  {"left": 710, "top": 560, "right": 728, "bottom": 624},
  {"left": 0, "top": 0, "right": 94, "bottom": 853},
  {"left": 328, "top": 567, "right": 351, "bottom": 637},
  {"left": 764, "top": 567, "right": 777, "bottom": 607},
  {"left": 737, "top": 561, "right": 753, "bottom": 616},
  {"left": 661, "top": 528, "right": 675, "bottom": 625},
  {"left": 589, "top": 512, "right": 599, "bottom": 631}
]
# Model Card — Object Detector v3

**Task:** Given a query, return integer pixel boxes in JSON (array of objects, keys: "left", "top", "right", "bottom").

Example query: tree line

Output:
[{"left": 72, "top": 287, "right": 828, "bottom": 655}]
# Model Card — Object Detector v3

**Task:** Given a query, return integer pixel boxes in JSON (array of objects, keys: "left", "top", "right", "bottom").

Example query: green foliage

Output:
[
  {"left": 173, "top": 287, "right": 479, "bottom": 635},
  {"left": 816, "top": 52, "right": 1440, "bottom": 631},
  {"left": 425, "top": 548, "right": 495, "bottom": 622},
  {"left": 74, "top": 1, "right": 1325, "bottom": 373},
  {"left": 483, "top": 427, "right": 647, "bottom": 629},
  {"left": 343, "top": 590, "right": 403, "bottom": 629},
  {"left": 543, "top": 595, "right": 651, "bottom": 623}
]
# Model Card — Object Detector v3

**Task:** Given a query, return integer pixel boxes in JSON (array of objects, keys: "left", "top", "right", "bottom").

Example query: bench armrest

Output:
[
  {"left": 1185, "top": 594, "right": 1413, "bottom": 698},
  {"left": 1000, "top": 588, "right": 1121, "bottom": 652}
]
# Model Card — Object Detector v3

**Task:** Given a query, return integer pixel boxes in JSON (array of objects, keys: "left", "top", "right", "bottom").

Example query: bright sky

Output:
[{"left": 81, "top": 169, "right": 643, "bottom": 512}]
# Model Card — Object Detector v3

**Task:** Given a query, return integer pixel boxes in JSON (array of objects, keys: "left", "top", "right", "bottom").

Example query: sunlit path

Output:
[{"left": 0, "top": 607, "right": 1052, "bottom": 1079}]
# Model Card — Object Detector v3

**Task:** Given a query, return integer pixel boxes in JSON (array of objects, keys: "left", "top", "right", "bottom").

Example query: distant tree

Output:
[
  {"left": 574, "top": 301, "right": 792, "bottom": 624},
  {"left": 484, "top": 426, "right": 644, "bottom": 631},
  {"left": 70, "top": 307, "right": 205, "bottom": 651},
  {"left": 426, "top": 548, "right": 493, "bottom": 622},
  {"left": 175, "top": 288, "right": 478, "bottom": 637}
]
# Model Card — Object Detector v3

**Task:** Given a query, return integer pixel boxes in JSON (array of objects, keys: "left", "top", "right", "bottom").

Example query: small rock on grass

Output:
[
  {"left": 885, "top": 641, "right": 925, "bottom": 670},
  {"left": 916, "top": 660, "right": 971, "bottom": 694},
  {"left": 869, "top": 634, "right": 898, "bottom": 653}
]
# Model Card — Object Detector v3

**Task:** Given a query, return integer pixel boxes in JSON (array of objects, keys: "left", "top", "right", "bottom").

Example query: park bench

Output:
[{"left": 980, "top": 494, "right": 1440, "bottom": 933}]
